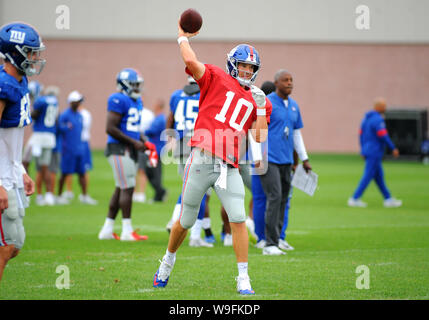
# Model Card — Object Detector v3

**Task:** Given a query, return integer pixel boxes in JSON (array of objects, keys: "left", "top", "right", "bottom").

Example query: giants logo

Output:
[{"left": 9, "top": 30, "right": 26, "bottom": 44}]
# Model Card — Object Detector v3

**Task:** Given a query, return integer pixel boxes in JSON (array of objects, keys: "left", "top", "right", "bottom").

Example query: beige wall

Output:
[
  {"left": 28, "top": 39, "right": 429, "bottom": 152},
  {"left": 2, "top": 0, "right": 429, "bottom": 43}
]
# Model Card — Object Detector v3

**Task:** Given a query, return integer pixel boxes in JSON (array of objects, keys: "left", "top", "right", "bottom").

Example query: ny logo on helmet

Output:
[{"left": 9, "top": 30, "right": 26, "bottom": 44}]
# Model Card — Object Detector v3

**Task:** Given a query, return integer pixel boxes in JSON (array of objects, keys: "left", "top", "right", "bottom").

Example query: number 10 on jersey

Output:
[{"left": 215, "top": 91, "right": 253, "bottom": 132}]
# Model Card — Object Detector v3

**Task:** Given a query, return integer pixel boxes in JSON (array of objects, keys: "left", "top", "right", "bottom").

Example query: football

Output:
[{"left": 180, "top": 8, "right": 203, "bottom": 33}]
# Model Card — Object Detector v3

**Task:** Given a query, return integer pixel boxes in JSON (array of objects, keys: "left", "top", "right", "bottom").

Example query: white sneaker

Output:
[
  {"left": 278, "top": 239, "right": 294, "bottom": 251},
  {"left": 44, "top": 192, "right": 55, "bottom": 206},
  {"left": 255, "top": 239, "right": 266, "bottom": 249},
  {"left": 263, "top": 245, "right": 286, "bottom": 255},
  {"left": 133, "top": 192, "right": 146, "bottom": 203},
  {"left": 56, "top": 195, "right": 70, "bottom": 205},
  {"left": 384, "top": 197, "right": 402, "bottom": 208},
  {"left": 189, "top": 238, "right": 214, "bottom": 248},
  {"left": 223, "top": 233, "right": 233, "bottom": 246},
  {"left": 36, "top": 194, "right": 45, "bottom": 206},
  {"left": 236, "top": 275, "right": 255, "bottom": 295},
  {"left": 348, "top": 197, "right": 367, "bottom": 207},
  {"left": 63, "top": 191, "right": 74, "bottom": 200},
  {"left": 98, "top": 230, "right": 119, "bottom": 240},
  {"left": 79, "top": 194, "right": 98, "bottom": 205}
]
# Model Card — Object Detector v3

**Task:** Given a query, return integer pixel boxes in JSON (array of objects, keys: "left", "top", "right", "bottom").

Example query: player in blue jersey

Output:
[
  {"left": 98, "top": 68, "right": 157, "bottom": 241},
  {"left": 29, "top": 85, "right": 59, "bottom": 206},
  {"left": 165, "top": 76, "right": 213, "bottom": 247},
  {"left": 0, "top": 22, "right": 45, "bottom": 282},
  {"left": 348, "top": 98, "right": 402, "bottom": 208}
]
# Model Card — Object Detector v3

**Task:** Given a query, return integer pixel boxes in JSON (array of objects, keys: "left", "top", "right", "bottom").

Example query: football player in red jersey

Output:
[{"left": 153, "top": 21, "right": 272, "bottom": 295}]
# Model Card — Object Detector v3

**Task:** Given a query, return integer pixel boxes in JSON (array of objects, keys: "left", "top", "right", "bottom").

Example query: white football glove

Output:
[{"left": 250, "top": 85, "right": 266, "bottom": 108}]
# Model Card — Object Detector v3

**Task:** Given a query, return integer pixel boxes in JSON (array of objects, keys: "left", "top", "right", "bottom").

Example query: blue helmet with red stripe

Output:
[
  {"left": 226, "top": 44, "right": 260, "bottom": 87},
  {"left": 0, "top": 22, "right": 46, "bottom": 76}
]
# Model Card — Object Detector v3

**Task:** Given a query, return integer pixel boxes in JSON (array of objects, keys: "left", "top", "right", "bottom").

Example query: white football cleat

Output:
[
  {"left": 44, "top": 192, "right": 55, "bottom": 206},
  {"left": 263, "top": 245, "right": 286, "bottom": 255},
  {"left": 236, "top": 275, "right": 255, "bottom": 295},
  {"left": 189, "top": 238, "right": 214, "bottom": 248},
  {"left": 223, "top": 233, "right": 233, "bottom": 246},
  {"left": 255, "top": 239, "right": 266, "bottom": 249},
  {"left": 56, "top": 195, "right": 70, "bottom": 205},
  {"left": 133, "top": 192, "right": 146, "bottom": 203},
  {"left": 79, "top": 194, "right": 98, "bottom": 205},
  {"left": 384, "top": 197, "right": 402, "bottom": 208},
  {"left": 348, "top": 197, "right": 368, "bottom": 208},
  {"left": 98, "top": 230, "right": 119, "bottom": 240},
  {"left": 36, "top": 194, "right": 45, "bottom": 206},
  {"left": 278, "top": 239, "right": 294, "bottom": 251},
  {"left": 120, "top": 230, "right": 148, "bottom": 241},
  {"left": 63, "top": 191, "right": 74, "bottom": 200}
]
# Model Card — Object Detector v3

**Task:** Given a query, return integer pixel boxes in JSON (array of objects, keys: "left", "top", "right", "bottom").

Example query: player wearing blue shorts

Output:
[
  {"left": 0, "top": 22, "right": 45, "bottom": 282},
  {"left": 348, "top": 98, "right": 402, "bottom": 208},
  {"left": 98, "top": 68, "right": 157, "bottom": 241}
]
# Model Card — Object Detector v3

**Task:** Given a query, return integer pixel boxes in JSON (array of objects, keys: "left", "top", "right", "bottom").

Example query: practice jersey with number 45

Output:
[
  {"left": 186, "top": 64, "right": 272, "bottom": 167},
  {"left": 107, "top": 92, "right": 143, "bottom": 143},
  {"left": 170, "top": 88, "right": 200, "bottom": 139}
]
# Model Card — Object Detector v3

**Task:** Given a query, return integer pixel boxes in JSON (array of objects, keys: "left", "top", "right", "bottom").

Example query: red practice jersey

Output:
[{"left": 186, "top": 64, "right": 272, "bottom": 167}]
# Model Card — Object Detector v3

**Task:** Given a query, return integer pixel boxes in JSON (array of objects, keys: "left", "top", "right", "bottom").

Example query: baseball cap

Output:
[{"left": 67, "top": 90, "right": 84, "bottom": 103}]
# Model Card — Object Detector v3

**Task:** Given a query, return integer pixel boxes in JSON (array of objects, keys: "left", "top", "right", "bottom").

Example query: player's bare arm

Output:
[
  {"left": 177, "top": 22, "right": 205, "bottom": 80},
  {"left": 106, "top": 111, "right": 144, "bottom": 150}
]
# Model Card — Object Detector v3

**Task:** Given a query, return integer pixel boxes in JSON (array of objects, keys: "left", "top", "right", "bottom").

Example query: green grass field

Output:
[{"left": 1, "top": 152, "right": 428, "bottom": 300}]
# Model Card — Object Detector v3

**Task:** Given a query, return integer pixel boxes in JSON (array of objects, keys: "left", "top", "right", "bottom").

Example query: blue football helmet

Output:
[
  {"left": 28, "top": 80, "right": 43, "bottom": 100},
  {"left": 226, "top": 44, "right": 261, "bottom": 87},
  {"left": 0, "top": 22, "right": 46, "bottom": 76},
  {"left": 116, "top": 68, "right": 143, "bottom": 99}
]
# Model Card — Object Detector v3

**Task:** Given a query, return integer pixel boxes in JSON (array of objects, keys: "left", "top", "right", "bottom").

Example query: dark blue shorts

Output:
[{"left": 61, "top": 152, "right": 86, "bottom": 175}]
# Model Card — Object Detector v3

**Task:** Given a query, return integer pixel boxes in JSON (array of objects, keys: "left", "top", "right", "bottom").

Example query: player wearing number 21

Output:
[
  {"left": 98, "top": 68, "right": 157, "bottom": 241},
  {"left": 153, "top": 22, "right": 272, "bottom": 295}
]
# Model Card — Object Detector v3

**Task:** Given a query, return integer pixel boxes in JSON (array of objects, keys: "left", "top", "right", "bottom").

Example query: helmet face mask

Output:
[
  {"left": 116, "top": 68, "right": 143, "bottom": 100},
  {"left": 226, "top": 44, "right": 261, "bottom": 87},
  {"left": 0, "top": 22, "right": 46, "bottom": 76},
  {"left": 14, "top": 43, "right": 46, "bottom": 76}
]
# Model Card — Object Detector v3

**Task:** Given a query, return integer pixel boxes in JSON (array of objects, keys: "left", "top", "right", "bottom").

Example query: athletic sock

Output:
[
  {"left": 237, "top": 262, "right": 248, "bottom": 277},
  {"left": 102, "top": 217, "right": 115, "bottom": 234},
  {"left": 122, "top": 218, "right": 133, "bottom": 234},
  {"left": 190, "top": 218, "right": 203, "bottom": 240},
  {"left": 165, "top": 249, "right": 176, "bottom": 265},
  {"left": 202, "top": 217, "right": 211, "bottom": 229},
  {"left": 202, "top": 218, "right": 213, "bottom": 237}
]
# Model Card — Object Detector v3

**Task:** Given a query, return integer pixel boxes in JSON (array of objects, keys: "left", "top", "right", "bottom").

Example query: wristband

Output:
[
  {"left": 177, "top": 36, "right": 189, "bottom": 45},
  {"left": 256, "top": 108, "right": 266, "bottom": 116}
]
